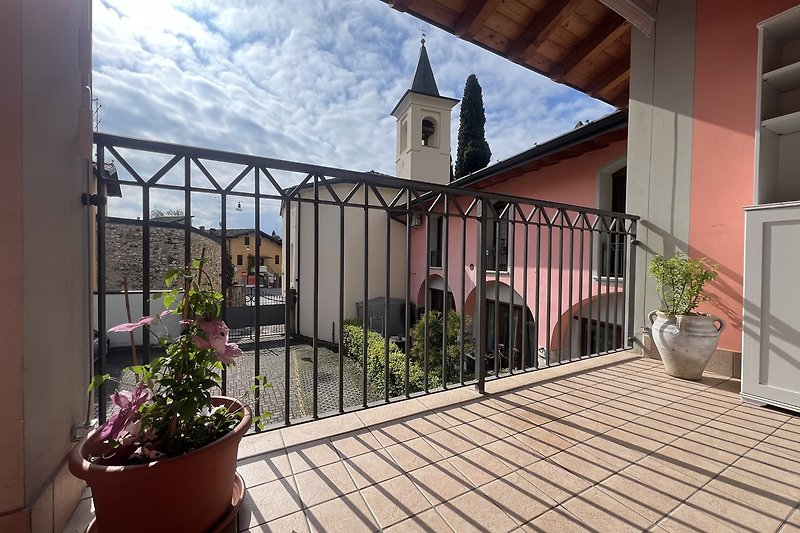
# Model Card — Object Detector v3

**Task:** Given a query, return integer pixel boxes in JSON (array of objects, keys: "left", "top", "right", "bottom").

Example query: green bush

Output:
[
  {"left": 649, "top": 254, "right": 718, "bottom": 315},
  {"left": 341, "top": 323, "right": 433, "bottom": 397},
  {"left": 410, "top": 310, "right": 475, "bottom": 384}
]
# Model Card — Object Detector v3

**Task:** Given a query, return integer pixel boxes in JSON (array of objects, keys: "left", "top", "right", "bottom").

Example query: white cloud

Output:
[{"left": 93, "top": 0, "right": 613, "bottom": 232}]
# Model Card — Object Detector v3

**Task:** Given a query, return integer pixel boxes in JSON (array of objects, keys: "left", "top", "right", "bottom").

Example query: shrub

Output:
[
  {"left": 649, "top": 254, "right": 718, "bottom": 315},
  {"left": 341, "top": 323, "right": 433, "bottom": 397},
  {"left": 410, "top": 310, "right": 474, "bottom": 384}
]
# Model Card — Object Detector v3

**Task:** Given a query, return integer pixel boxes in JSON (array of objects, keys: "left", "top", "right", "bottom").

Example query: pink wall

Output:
[
  {"left": 409, "top": 139, "right": 627, "bottom": 349},
  {"left": 691, "top": 0, "right": 798, "bottom": 351}
]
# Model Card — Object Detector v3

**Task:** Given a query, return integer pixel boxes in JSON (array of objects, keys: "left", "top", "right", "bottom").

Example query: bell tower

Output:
[{"left": 391, "top": 39, "right": 459, "bottom": 184}]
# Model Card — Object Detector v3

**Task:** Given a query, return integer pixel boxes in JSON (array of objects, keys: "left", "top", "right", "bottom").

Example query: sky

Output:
[{"left": 94, "top": 0, "right": 614, "bottom": 233}]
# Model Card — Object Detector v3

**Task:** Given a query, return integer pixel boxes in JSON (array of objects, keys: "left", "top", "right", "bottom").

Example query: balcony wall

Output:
[{"left": 0, "top": 0, "right": 92, "bottom": 530}]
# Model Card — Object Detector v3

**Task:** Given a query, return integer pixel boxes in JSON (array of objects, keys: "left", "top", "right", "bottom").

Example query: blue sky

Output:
[{"left": 94, "top": 0, "right": 613, "bottom": 232}]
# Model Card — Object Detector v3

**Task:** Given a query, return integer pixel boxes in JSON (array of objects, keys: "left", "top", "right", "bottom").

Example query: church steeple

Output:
[
  {"left": 410, "top": 38, "right": 440, "bottom": 97},
  {"left": 391, "top": 39, "right": 459, "bottom": 184}
]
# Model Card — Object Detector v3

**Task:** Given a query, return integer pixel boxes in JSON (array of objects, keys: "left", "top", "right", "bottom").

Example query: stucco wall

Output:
[
  {"left": 0, "top": 0, "right": 92, "bottom": 530},
  {"left": 290, "top": 185, "right": 408, "bottom": 342},
  {"left": 409, "top": 139, "right": 628, "bottom": 353},
  {"left": 690, "top": 0, "right": 799, "bottom": 351},
  {"left": 627, "top": 0, "right": 696, "bottom": 350}
]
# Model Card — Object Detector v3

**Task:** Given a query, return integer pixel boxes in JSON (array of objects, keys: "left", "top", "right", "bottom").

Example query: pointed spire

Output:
[{"left": 410, "top": 38, "right": 440, "bottom": 97}]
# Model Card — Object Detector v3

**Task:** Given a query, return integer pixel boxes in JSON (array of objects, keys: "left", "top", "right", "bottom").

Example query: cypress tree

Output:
[{"left": 453, "top": 74, "right": 491, "bottom": 180}]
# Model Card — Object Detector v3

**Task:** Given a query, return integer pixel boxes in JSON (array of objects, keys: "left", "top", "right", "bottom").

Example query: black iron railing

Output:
[{"left": 93, "top": 132, "right": 638, "bottom": 427}]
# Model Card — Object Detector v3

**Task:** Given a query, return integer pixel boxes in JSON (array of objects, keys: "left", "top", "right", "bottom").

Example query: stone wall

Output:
[{"left": 104, "top": 221, "right": 223, "bottom": 291}]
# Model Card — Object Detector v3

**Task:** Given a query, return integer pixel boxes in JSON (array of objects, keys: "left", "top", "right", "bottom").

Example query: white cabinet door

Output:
[{"left": 742, "top": 203, "right": 800, "bottom": 412}]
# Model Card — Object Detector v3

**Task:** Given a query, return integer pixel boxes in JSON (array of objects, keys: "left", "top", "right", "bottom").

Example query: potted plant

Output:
[
  {"left": 69, "top": 258, "right": 267, "bottom": 533},
  {"left": 647, "top": 253, "right": 725, "bottom": 380}
]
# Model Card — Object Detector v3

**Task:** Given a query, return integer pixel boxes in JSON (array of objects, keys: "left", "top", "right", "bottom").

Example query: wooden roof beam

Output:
[
  {"left": 455, "top": 0, "right": 501, "bottom": 39},
  {"left": 553, "top": 15, "right": 629, "bottom": 82},
  {"left": 506, "top": 0, "right": 578, "bottom": 62},
  {"left": 588, "top": 55, "right": 630, "bottom": 97},
  {"left": 390, "top": 0, "right": 413, "bottom": 13}
]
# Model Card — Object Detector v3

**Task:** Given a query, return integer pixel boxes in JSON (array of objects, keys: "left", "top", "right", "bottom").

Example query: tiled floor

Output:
[{"left": 65, "top": 352, "right": 800, "bottom": 532}]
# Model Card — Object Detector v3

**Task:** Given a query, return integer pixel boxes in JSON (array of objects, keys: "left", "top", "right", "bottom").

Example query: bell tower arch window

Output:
[{"left": 421, "top": 116, "right": 438, "bottom": 148}]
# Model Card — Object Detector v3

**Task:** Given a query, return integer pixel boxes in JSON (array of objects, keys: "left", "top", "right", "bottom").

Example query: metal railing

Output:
[{"left": 92, "top": 132, "right": 638, "bottom": 427}]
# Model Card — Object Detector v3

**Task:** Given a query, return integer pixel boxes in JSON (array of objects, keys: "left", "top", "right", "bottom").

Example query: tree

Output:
[
  {"left": 453, "top": 74, "right": 491, "bottom": 180},
  {"left": 224, "top": 250, "right": 236, "bottom": 287}
]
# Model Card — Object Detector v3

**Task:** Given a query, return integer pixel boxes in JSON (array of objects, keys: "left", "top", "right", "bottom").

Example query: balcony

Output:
[
  {"left": 67, "top": 352, "right": 800, "bottom": 531},
  {"left": 69, "top": 134, "right": 800, "bottom": 532}
]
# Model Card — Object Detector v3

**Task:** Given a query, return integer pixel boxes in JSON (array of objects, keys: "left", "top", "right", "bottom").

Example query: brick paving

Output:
[{"left": 96, "top": 334, "right": 380, "bottom": 427}]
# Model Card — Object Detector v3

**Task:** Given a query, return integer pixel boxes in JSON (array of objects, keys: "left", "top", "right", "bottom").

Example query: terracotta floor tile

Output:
[
  {"left": 572, "top": 436, "right": 644, "bottom": 471},
  {"left": 483, "top": 434, "right": 542, "bottom": 470},
  {"left": 403, "top": 412, "right": 453, "bottom": 435},
  {"left": 520, "top": 505, "right": 589, "bottom": 532},
  {"left": 370, "top": 420, "right": 421, "bottom": 448},
  {"left": 239, "top": 477, "right": 303, "bottom": 530},
  {"left": 681, "top": 483, "right": 788, "bottom": 533},
  {"left": 562, "top": 486, "right": 652, "bottom": 532},
  {"left": 385, "top": 436, "right": 444, "bottom": 471},
  {"left": 436, "top": 489, "right": 518, "bottom": 533},
  {"left": 446, "top": 446, "right": 512, "bottom": 487},
  {"left": 384, "top": 508, "right": 454, "bottom": 532},
  {"left": 476, "top": 472, "right": 558, "bottom": 525},
  {"left": 329, "top": 429, "right": 382, "bottom": 459},
  {"left": 343, "top": 448, "right": 404, "bottom": 489},
  {"left": 237, "top": 450, "right": 292, "bottom": 488},
  {"left": 518, "top": 458, "right": 592, "bottom": 504},
  {"left": 549, "top": 446, "right": 617, "bottom": 485},
  {"left": 360, "top": 474, "right": 432, "bottom": 528},
  {"left": 423, "top": 427, "right": 476, "bottom": 459},
  {"left": 408, "top": 461, "right": 473, "bottom": 505},
  {"left": 293, "top": 461, "right": 358, "bottom": 508},
  {"left": 488, "top": 408, "right": 540, "bottom": 434},
  {"left": 514, "top": 425, "right": 577, "bottom": 457},
  {"left": 248, "top": 511, "right": 309, "bottom": 533},
  {"left": 621, "top": 459, "right": 702, "bottom": 501},
  {"left": 598, "top": 471, "right": 683, "bottom": 523},
  {"left": 656, "top": 501, "right": 740, "bottom": 533},
  {"left": 304, "top": 493, "right": 378, "bottom": 533},
  {"left": 781, "top": 507, "right": 800, "bottom": 532},
  {"left": 705, "top": 467, "right": 797, "bottom": 529},
  {"left": 456, "top": 417, "right": 510, "bottom": 446},
  {"left": 286, "top": 440, "right": 341, "bottom": 474}
]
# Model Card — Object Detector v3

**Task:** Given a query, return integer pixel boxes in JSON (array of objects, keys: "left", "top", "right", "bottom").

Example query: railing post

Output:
[
  {"left": 475, "top": 199, "right": 488, "bottom": 394},
  {"left": 627, "top": 220, "right": 638, "bottom": 348}
]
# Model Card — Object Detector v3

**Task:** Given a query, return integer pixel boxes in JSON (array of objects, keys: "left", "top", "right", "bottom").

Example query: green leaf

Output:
[
  {"left": 87, "top": 374, "right": 110, "bottom": 393},
  {"left": 164, "top": 268, "right": 181, "bottom": 286}
]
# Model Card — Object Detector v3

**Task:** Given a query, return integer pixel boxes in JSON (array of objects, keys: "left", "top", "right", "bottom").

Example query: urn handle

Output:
[
  {"left": 648, "top": 310, "right": 658, "bottom": 325},
  {"left": 711, "top": 315, "right": 726, "bottom": 333}
]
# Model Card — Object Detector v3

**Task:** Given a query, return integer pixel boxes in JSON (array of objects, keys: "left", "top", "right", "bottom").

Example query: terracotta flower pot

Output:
[{"left": 69, "top": 396, "right": 251, "bottom": 533}]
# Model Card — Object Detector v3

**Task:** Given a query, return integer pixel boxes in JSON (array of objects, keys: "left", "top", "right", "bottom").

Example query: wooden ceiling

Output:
[{"left": 383, "top": 0, "right": 631, "bottom": 108}]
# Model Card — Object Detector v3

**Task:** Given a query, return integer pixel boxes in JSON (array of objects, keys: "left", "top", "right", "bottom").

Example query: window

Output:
[
  {"left": 579, "top": 317, "right": 622, "bottom": 355},
  {"left": 487, "top": 202, "right": 509, "bottom": 271},
  {"left": 244, "top": 236, "right": 250, "bottom": 246},
  {"left": 274, "top": 254, "right": 280, "bottom": 265},
  {"left": 429, "top": 215, "right": 443, "bottom": 268},
  {"left": 236, "top": 255, "right": 243, "bottom": 266},
  {"left": 400, "top": 119, "right": 408, "bottom": 151},
  {"left": 485, "top": 301, "right": 535, "bottom": 369},
  {"left": 259, "top": 257, "right": 265, "bottom": 266},
  {"left": 599, "top": 167, "right": 626, "bottom": 278},
  {"left": 421, "top": 116, "right": 438, "bottom": 148},
  {"left": 429, "top": 288, "right": 455, "bottom": 314}
]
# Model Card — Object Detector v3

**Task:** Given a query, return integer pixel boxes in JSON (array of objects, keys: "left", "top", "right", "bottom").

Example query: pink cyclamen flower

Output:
[
  {"left": 192, "top": 320, "right": 241, "bottom": 365},
  {"left": 98, "top": 382, "right": 153, "bottom": 441},
  {"left": 108, "top": 316, "right": 156, "bottom": 333}
]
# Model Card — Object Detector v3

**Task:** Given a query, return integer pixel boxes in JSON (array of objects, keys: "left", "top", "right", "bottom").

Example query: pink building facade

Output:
[{"left": 409, "top": 113, "right": 629, "bottom": 364}]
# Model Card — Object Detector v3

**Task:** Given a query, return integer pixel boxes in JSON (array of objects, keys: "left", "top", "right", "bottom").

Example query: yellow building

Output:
[{"left": 226, "top": 229, "right": 282, "bottom": 286}]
